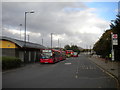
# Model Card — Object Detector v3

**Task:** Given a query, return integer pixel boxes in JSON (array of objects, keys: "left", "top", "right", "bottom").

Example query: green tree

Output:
[
  {"left": 93, "top": 15, "right": 120, "bottom": 60},
  {"left": 93, "top": 30, "right": 112, "bottom": 58},
  {"left": 110, "top": 15, "right": 120, "bottom": 47},
  {"left": 64, "top": 45, "right": 71, "bottom": 50},
  {"left": 71, "top": 45, "right": 80, "bottom": 53},
  {"left": 64, "top": 45, "right": 80, "bottom": 54},
  {"left": 110, "top": 15, "right": 120, "bottom": 60}
]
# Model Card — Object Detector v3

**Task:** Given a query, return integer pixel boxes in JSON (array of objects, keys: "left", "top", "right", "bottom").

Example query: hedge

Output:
[{"left": 2, "top": 56, "right": 22, "bottom": 70}]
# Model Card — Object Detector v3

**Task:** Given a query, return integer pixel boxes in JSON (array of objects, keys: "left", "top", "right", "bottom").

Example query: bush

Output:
[{"left": 2, "top": 56, "right": 22, "bottom": 70}]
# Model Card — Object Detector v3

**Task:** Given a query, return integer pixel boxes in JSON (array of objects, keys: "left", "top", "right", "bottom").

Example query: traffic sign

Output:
[
  {"left": 113, "top": 40, "right": 118, "bottom": 45},
  {"left": 112, "top": 34, "right": 118, "bottom": 39},
  {"left": 112, "top": 34, "right": 118, "bottom": 45}
]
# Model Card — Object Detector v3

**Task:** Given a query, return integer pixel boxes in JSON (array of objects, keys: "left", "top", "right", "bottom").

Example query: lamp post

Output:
[
  {"left": 19, "top": 24, "right": 22, "bottom": 40},
  {"left": 42, "top": 38, "right": 43, "bottom": 46},
  {"left": 28, "top": 35, "right": 29, "bottom": 42},
  {"left": 51, "top": 33, "right": 53, "bottom": 49},
  {"left": 24, "top": 11, "right": 34, "bottom": 63},
  {"left": 58, "top": 38, "right": 59, "bottom": 48},
  {"left": 24, "top": 11, "right": 34, "bottom": 44}
]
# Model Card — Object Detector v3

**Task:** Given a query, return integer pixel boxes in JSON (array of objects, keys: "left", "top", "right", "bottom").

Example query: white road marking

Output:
[
  {"left": 65, "top": 63, "right": 72, "bottom": 65},
  {"left": 75, "top": 75, "right": 78, "bottom": 78}
]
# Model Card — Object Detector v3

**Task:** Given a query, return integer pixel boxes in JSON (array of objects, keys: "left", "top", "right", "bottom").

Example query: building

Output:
[{"left": 0, "top": 36, "right": 47, "bottom": 63}]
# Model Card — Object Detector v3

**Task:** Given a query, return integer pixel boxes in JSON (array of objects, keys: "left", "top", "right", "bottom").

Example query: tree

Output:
[
  {"left": 64, "top": 45, "right": 80, "bottom": 54},
  {"left": 71, "top": 45, "right": 80, "bottom": 54},
  {"left": 110, "top": 15, "right": 120, "bottom": 61},
  {"left": 93, "top": 30, "right": 112, "bottom": 58},
  {"left": 64, "top": 45, "right": 71, "bottom": 50},
  {"left": 93, "top": 15, "right": 120, "bottom": 60},
  {"left": 110, "top": 15, "right": 120, "bottom": 47}
]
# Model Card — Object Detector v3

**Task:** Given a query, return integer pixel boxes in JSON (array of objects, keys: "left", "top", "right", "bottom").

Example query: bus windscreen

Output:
[{"left": 42, "top": 52, "right": 52, "bottom": 59}]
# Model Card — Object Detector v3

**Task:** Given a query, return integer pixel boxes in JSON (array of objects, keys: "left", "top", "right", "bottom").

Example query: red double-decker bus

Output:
[
  {"left": 59, "top": 51, "right": 66, "bottom": 61},
  {"left": 72, "top": 52, "right": 78, "bottom": 57},
  {"left": 65, "top": 50, "right": 74, "bottom": 57},
  {"left": 40, "top": 49, "right": 61, "bottom": 63}
]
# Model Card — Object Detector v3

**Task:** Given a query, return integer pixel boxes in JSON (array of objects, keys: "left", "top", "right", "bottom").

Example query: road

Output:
[{"left": 2, "top": 54, "right": 117, "bottom": 88}]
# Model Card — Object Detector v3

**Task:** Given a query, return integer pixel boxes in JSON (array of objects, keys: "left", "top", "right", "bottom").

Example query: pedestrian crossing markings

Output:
[{"left": 79, "top": 65, "right": 96, "bottom": 70}]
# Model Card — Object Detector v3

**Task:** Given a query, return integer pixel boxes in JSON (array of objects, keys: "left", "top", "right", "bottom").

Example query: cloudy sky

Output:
[{"left": 2, "top": 1, "right": 118, "bottom": 48}]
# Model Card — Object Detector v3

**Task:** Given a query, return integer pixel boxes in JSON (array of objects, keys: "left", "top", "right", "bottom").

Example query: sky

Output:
[{"left": 2, "top": 1, "right": 118, "bottom": 49}]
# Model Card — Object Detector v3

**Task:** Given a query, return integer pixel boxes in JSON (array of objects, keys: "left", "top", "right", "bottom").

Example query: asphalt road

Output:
[{"left": 2, "top": 54, "right": 117, "bottom": 88}]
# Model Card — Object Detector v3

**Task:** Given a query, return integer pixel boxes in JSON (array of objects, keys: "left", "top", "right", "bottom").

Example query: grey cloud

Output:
[
  {"left": 2, "top": 2, "right": 87, "bottom": 31},
  {"left": 2, "top": 2, "right": 109, "bottom": 48}
]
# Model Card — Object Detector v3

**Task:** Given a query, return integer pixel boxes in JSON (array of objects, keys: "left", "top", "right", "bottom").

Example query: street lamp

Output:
[
  {"left": 24, "top": 11, "right": 34, "bottom": 44},
  {"left": 19, "top": 24, "right": 22, "bottom": 40},
  {"left": 58, "top": 38, "right": 59, "bottom": 48},
  {"left": 51, "top": 33, "right": 53, "bottom": 49},
  {"left": 24, "top": 11, "right": 34, "bottom": 63},
  {"left": 42, "top": 38, "right": 43, "bottom": 46},
  {"left": 28, "top": 35, "right": 29, "bottom": 42}
]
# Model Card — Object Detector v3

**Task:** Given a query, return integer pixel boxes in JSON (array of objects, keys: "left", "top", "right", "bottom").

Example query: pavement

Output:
[{"left": 88, "top": 54, "right": 120, "bottom": 89}]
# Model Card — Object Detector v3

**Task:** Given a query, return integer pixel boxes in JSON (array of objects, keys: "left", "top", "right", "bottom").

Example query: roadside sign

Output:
[
  {"left": 112, "top": 34, "right": 118, "bottom": 45},
  {"left": 112, "top": 34, "right": 118, "bottom": 39},
  {"left": 113, "top": 39, "right": 118, "bottom": 45}
]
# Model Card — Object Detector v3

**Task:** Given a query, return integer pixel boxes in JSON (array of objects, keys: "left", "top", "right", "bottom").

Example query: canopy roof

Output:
[{"left": 1, "top": 36, "right": 47, "bottom": 49}]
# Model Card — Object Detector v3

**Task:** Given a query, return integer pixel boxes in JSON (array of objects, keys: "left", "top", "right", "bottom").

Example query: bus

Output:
[
  {"left": 40, "top": 49, "right": 61, "bottom": 63},
  {"left": 50, "top": 48, "right": 66, "bottom": 61},
  {"left": 59, "top": 51, "right": 66, "bottom": 60},
  {"left": 72, "top": 52, "right": 78, "bottom": 57},
  {"left": 65, "top": 50, "right": 74, "bottom": 58}
]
